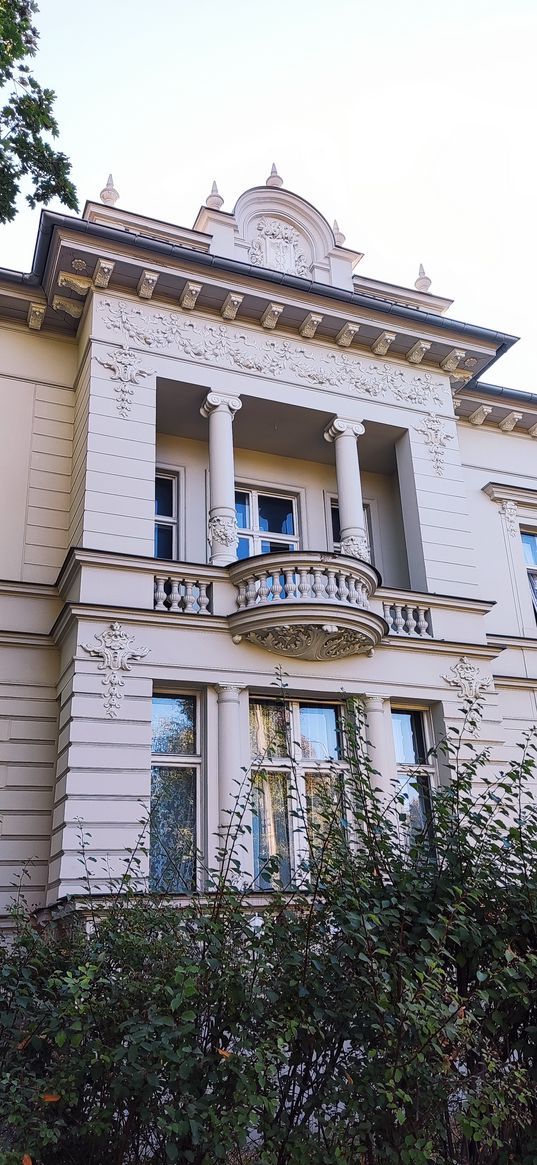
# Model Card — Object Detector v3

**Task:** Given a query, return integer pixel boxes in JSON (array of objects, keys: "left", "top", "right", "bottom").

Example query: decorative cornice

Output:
[
  {"left": 98, "top": 299, "right": 447, "bottom": 410},
  {"left": 483, "top": 482, "right": 537, "bottom": 511}
]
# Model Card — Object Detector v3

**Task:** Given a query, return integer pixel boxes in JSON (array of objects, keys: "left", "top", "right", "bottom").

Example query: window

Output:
[
  {"left": 330, "top": 499, "right": 373, "bottom": 561},
  {"left": 391, "top": 709, "right": 433, "bottom": 836},
  {"left": 150, "top": 694, "right": 200, "bottom": 892},
  {"left": 154, "top": 473, "right": 177, "bottom": 560},
  {"left": 235, "top": 489, "right": 299, "bottom": 559},
  {"left": 522, "top": 532, "right": 537, "bottom": 614},
  {"left": 249, "top": 698, "right": 345, "bottom": 889}
]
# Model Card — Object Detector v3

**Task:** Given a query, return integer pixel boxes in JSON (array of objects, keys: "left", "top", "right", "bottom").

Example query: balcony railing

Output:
[
  {"left": 154, "top": 573, "right": 213, "bottom": 614},
  {"left": 227, "top": 551, "right": 387, "bottom": 659},
  {"left": 382, "top": 601, "right": 432, "bottom": 637}
]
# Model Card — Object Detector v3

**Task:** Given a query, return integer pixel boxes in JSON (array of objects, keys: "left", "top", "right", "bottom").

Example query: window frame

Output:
[
  {"left": 391, "top": 706, "right": 436, "bottom": 836},
  {"left": 154, "top": 470, "right": 180, "bottom": 562},
  {"left": 150, "top": 690, "right": 203, "bottom": 893},
  {"left": 249, "top": 696, "right": 349, "bottom": 888},
  {"left": 235, "top": 484, "right": 301, "bottom": 558},
  {"left": 521, "top": 530, "right": 537, "bottom": 616},
  {"left": 326, "top": 494, "right": 375, "bottom": 563}
]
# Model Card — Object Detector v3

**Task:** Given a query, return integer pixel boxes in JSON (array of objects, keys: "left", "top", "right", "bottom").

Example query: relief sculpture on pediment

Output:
[{"left": 248, "top": 217, "right": 311, "bottom": 278}]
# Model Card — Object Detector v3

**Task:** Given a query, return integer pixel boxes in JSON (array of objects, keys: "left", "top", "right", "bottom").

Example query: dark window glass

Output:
[
  {"left": 331, "top": 503, "right": 341, "bottom": 544},
  {"left": 260, "top": 539, "right": 295, "bottom": 555},
  {"left": 392, "top": 711, "right": 426, "bottom": 765},
  {"left": 258, "top": 495, "right": 294, "bottom": 536},
  {"left": 235, "top": 491, "right": 251, "bottom": 528},
  {"left": 149, "top": 766, "right": 196, "bottom": 893},
  {"left": 152, "top": 696, "right": 196, "bottom": 755},
  {"left": 155, "top": 524, "right": 173, "bottom": 560},
  {"left": 155, "top": 477, "right": 174, "bottom": 517}
]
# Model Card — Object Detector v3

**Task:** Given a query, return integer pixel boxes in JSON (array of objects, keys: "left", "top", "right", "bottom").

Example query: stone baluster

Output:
[
  {"left": 324, "top": 417, "right": 369, "bottom": 561},
  {"left": 198, "top": 582, "right": 210, "bottom": 613},
  {"left": 200, "top": 392, "right": 242, "bottom": 566},
  {"left": 417, "top": 607, "right": 430, "bottom": 636},
  {"left": 184, "top": 580, "right": 194, "bottom": 613},
  {"left": 154, "top": 576, "right": 166, "bottom": 610},
  {"left": 405, "top": 606, "right": 417, "bottom": 634},
  {"left": 169, "top": 578, "right": 181, "bottom": 611}
]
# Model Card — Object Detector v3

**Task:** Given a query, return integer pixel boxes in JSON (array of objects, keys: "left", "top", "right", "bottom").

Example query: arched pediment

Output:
[{"left": 194, "top": 176, "right": 362, "bottom": 291}]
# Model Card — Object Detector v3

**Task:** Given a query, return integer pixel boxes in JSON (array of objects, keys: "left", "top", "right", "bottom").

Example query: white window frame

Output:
[
  {"left": 521, "top": 530, "right": 537, "bottom": 616},
  {"left": 249, "top": 696, "right": 350, "bottom": 887},
  {"left": 154, "top": 470, "right": 179, "bottom": 561},
  {"left": 390, "top": 705, "right": 436, "bottom": 833},
  {"left": 235, "top": 485, "right": 300, "bottom": 557},
  {"left": 150, "top": 691, "right": 203, "bottom": 892}
]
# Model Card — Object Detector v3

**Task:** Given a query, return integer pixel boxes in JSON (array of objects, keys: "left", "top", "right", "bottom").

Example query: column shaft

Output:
[
  {"left": 364, "top": 695, "right": 398, "bottom": 803},
  {"left": 201, "top": 392, "right": 241, "bottom": 566},
  {"left": 324, "top": 417, "right": 369, "bottom": 559},
  {"left": 216, "top": 684, "right": 253, "bottom": 879}
]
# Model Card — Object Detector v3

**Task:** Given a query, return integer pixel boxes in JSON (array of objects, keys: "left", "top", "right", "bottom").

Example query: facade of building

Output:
[{"left": 1, "top": 168, "right": 536, "bottom": 920}]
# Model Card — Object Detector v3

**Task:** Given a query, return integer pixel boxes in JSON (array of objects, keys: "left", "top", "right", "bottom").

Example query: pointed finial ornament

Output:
[
  {"left": 333, "top": 219, "right": 346, "bottom": 246},
  {"left": 206, "top": 180, "right": 224, "bottom": 210},
  {"left": 100, "top": 174, "right": 119, "bottom": 207},
  {"left": 266, "top": 162, "right": 283, "bottom": 188},
  {"left": 415, "top": 262, "right": 432, "bottom": 293}
]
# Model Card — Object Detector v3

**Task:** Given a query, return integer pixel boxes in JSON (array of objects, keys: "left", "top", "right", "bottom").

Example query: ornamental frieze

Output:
[{"left": 99, "top": 298, "right": 446, "bottom": 409}]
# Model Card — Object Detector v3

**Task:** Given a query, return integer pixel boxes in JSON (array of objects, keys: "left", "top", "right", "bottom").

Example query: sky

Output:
[{"left": 2, "top": 0, "right": 536, "bottom": 391}]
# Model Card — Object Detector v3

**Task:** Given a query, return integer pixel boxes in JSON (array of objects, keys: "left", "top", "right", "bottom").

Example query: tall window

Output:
[
  {"left": 150, "top": 695, "right": 200, "bottom": 892},
  {"left": 391, "top": 709, "right": 433, "bottom": 835},
  {"left": 249, "top": 698, "right": 345, "bottom": 889},
  {"left": 330, "top": 499, "right": 373, "bottom": 561},
  {"left": 522, "top": 532, "right": 537, "bottom": 615},
  {"left": 154, "top": 473, "right": 177, "bottom": 560},
  {"left": 235, "top": 489, "right": 298, "bottom": 559}
]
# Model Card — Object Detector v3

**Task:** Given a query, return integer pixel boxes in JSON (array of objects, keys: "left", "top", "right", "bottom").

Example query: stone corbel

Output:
[
  {"left": 221, "top": 292, "right": 243, "bottom": 320},
  {"left": 260, "top": 303, "right": 284, "bottom": 329},
  {"left": 406, "top": 339, "right": 431, "bottom": 365},
  {"left": 27, "top": 302, "right": 46, "bottom": 330},
  {"left": 93, "top": 258, "right": 115, "bottom": 288},
  {"left": 335, "top": 321, "right": 360, "bottom": 347},
  {"left": 371, "top": 331, "right": 396, "bottom": 356},
  {"left": 440, "top": 348, "right": 466, "bottom": 373},
  {"left": 52, "top": 295, "right": 83, "bottom": 319},
  {"left": 299, "top": 312, "right": 323, "bottom": 338},
  {"left": 137, "top": 270, "right": 159, "bottom": 299},
  {"left": 180, "top": 281, "right": 202, "bottom": 310},
  {"left": 58, "top": 271, "right": 92, "bottom": 296}
]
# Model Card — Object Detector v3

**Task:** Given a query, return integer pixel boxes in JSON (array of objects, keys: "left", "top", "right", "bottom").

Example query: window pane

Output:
[
  {"left": 397, "top": 771, "right": 431, "bottom": 838},
  {"left": 235, "top": 491, "right": 250, "bottom": 529},
  {"left": 149, "top": 766, "right": 196, "bottom": 893},
  {"left": 300, "top": 705, "right": 341, "bottom": 760},
  {"left": 392, "top": 711, "right": 425, "bottom": 765},
  {"left": 155, "top": 524, "right": 173, "bottom": 560},
  {"left": 155, "top": 477, "right": 173, "bottom": 517},
  {"left": 522, "top": 533, "right": 537, "bottom": 567},
  {"left": 305, "top": 771, "right": 343, "bottom": 850},
  {"left": 331, "top": 503, "right": 341, "bottom": 544},
  {"left": 260, "top": 540, "right": 295, "bottom": 555},
  {"left": 258, "top": 495, "right": 294, "bottom": 536},
  {"left": 152, "top": 696, "right": 196, "bottom": 755},
  {"left": 250, "top": 700, "right": 288, "bottom": 758},
  {"left": 252, "top": 770, "right": 291, "bottom": 890},
  {"left": 237, "top": 536, "right": 252, "bottom": 560}
]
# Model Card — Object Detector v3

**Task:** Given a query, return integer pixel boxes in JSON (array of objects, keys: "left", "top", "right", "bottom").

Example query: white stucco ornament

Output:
[
  {"left": 340, "top": 534, "right": 370, "bottom": 562},
  {"left": 248, "top": 217, "right": 311, "bottom": 277},
  {"left": 442, "top": 656, "right": 493, "bottom": 733},
  {"left": 500, "top": 498, "right": 518, "bottom": 537},
  {"left": 99, "top": 300, "right": 446, "bottom": 409},
  {"left": 82, "top": 622, "right": 149, "bottom": 717},
  {"left": 415, "top": 413, "right": 454, "bottom": 475},
  {"left": 96, "top": 345, "right": 153, "bottom": 417},
  {"left": 208, "top": 515, "right": 239, "bottom": 549}
]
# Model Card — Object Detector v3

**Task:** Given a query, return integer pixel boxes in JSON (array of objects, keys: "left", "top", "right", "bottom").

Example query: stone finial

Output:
[
  {"left": 266, "top": 162, "right": 283, "bottom": 188},
  {"left": 414, "top": 263, "right": 431, "bottom": 293},
  {"left": 333, "top": 219, "right": 346, "bottom": 246},
  {"left": 100, "top": 174, "right": 119, "bottom": 206},
  {"left": 206, "top": 180, "right": 224, "bottom": 210}
]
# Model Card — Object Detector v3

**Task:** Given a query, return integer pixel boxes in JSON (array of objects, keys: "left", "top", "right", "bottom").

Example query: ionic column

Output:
[
  {"left": 364, "top": 695, "right": 398, "bottom": 804},
  {"left": 200, "top": 392, "right": 242, "bottom": 565},
  {"left": 216, "top": 684, "right": 252, "bottom": 877},
  {"left": 324, "top": 417, "right": 369, "bottom": 560}
]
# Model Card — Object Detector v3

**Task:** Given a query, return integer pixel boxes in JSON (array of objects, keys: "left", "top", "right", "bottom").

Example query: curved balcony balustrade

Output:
[{"left": 227, "top": 551, "right": 387, "bottom": 660}]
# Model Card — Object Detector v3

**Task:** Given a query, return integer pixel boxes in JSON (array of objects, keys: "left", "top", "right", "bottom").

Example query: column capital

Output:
[
  {"left": 200, "top": 392, "right": 242, "bottom": 419},
  {"left": 323, "top": 416, "right": 365, "bottom": 443},
  {"left": 363, "top": 694, "right": 392, "bottom": 710},
  {"left": 216, "top": 683, "right": 244, "bottom": 701}
]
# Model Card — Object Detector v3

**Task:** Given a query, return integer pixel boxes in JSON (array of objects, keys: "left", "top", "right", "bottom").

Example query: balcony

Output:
[{"left": 227, "top": 551, "right": 387, "bottom": 659}]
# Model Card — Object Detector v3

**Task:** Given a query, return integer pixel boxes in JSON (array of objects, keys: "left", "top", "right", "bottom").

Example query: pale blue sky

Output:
[{"left": 2, "top": 0, "right": 536, "bottom": 390}]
